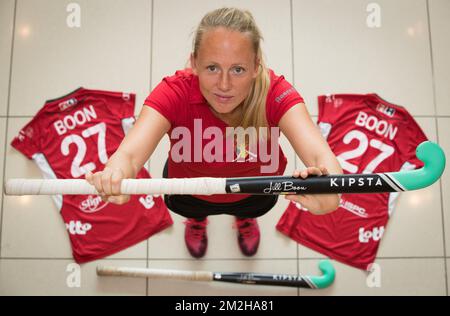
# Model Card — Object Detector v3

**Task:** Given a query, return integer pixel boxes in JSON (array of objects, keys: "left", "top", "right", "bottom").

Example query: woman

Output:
[{"left": 86, "top": 7, "right": 342, "bottom": 258}]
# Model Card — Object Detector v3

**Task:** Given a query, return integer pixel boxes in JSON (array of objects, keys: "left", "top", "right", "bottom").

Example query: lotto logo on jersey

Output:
[
  {"left": 359, "top": 226, "right": 384, "bottom": 243},
  {"left": 66, "top": 221, "right": 92, "bottom": 235}
]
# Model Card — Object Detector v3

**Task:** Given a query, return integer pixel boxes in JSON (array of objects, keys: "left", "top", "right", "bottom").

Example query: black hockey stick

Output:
[
  {"left": 96, "top": 260, "right": 335, "bottom": 289},
  {"left": 4, "top": 141, "right": 445, "bottom": 196}
]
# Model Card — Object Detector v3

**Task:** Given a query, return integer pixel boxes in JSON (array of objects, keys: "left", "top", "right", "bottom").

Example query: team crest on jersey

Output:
[
  {"left": 58, "top": 98, "right": 78, "bottom": 111},
  {"left": 376, "top": 103, "right": 396, "bottom": 117},
  {"left": 79, "top": 195, "right": 108, "bottom": 213},
  {"left": 233, "top": 142, "right": 257, "bottom": 162}
]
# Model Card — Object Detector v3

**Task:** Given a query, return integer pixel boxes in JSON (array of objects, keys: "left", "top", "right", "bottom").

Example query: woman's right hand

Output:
[
  {"left": 83, "top": 106, "right": 171, "bottom": 205},
  {"left": 85, "top": 166, "right": 131, "bottom": 205}
]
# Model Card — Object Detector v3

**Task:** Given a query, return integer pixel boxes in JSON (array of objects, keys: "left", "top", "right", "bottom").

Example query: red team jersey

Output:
[
  {"left": 144, "top": 68, "right": 304, "bottom": 203},
  {"left": 276, "top": 93, "right": 428, "bottom": 270},
  {"left": 11, "top": 88, "right": 173, "bottom": 263}
]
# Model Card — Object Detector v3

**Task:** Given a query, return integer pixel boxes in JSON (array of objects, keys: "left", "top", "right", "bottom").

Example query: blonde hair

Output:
[{"left": 191, "top": 7, "right": 270, "bottom": 134}]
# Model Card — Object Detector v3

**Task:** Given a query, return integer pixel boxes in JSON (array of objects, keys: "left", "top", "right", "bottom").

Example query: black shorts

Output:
[{"left": 162, "top": 161, "right": 278, "bottom": 219}]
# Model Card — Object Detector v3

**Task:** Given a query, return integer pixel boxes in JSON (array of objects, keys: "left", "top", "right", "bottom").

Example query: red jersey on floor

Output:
[
  {"left": 144, "top": 68, "right": 304, "bottom": 203},
  {"left": 276, "top": 93, "right": 428, "bottom": 270},
  {"left": 11, "top": 88, "right": 173, "bottom": 263}
]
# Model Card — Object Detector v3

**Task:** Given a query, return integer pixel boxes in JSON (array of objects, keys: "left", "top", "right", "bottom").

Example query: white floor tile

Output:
[
  {"left": 103, "top": 241, "right": 148, "bottom": 260},
  {"left": 0, "top": 259, "right": 147, "bottom": 295},
  {"left": 148, "top": 212, "right": 191, "bottom": 259},
  {"left": 293, "top": 0, "right": 435, "bottom": 116},
  {"left": 299, "top": 258, "right": 447, "bottom": 296},
  {"left": 380, "top": 187, "right": 444, "bottom": 257},
  {"left": 9, "top": 0, "right": 152, "bottom": 116},
  {"left": 438, "top": 118, "right": 450, "bottom": 256},
  {"left": 447, "top": 259, "right": 450, "bottom": 296},
  {"left": 2, "top": 194, "right": 72, "bottom": 258},
  {"left": 299, "top": 245, "right": 328, "bottom": 260},
  {"left": 3, "top": 118, "right": 71, "bottom": 258},
  {"left": 0, "top": 118, "right": 6, "bottom": 244},
  {"left": 258, "top": 198, "right": 297, "bottom": 259},
  {"left": 379, "top": 118, "right": 443, "bottom": 257},
  {"left": 0, "top": 0, "right": 14, "bottom": 117},
  {"left": 146, "top": 259, "right": 298, "bottom": 296},
  {"left": 429, "top": 0, "right": 450, "bottom": 116}
]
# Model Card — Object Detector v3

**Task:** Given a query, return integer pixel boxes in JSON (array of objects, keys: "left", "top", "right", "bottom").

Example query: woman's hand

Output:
[
  {"left": 83, "top": 106, "right": 171, "bottom": 206},
  {"left": 85, "top": 167, "right": 131, "bottom": 205},
  {"left": 284, "top": 165, "right": 340, "bottom": 215}
]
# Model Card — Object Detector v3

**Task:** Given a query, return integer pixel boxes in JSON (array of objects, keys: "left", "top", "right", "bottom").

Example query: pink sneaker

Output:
[
  {"left": 235, "top": 217, "right": 260, "bottom": 256},
  {"left": 184, "top": 218, "right": 208, "bottom": 258}
]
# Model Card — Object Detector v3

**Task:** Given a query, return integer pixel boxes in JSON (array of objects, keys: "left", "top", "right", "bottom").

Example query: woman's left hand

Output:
[{"left": 284, "top": 165, "right": 340, "bottom": 215}]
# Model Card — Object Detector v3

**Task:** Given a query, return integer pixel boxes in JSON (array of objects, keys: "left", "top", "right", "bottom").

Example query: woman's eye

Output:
[
  {"left": 233, "top": 67, "right": 245, "bottom": 74},
  {"left": 207, "top": 65, "right": 217, "bottom": 72}
]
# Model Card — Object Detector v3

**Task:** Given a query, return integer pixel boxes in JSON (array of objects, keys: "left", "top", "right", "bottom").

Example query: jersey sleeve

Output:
[
  {"left": 317, "top": 95, "right": 338, "bottom": 124},
  {"left": 144, "top": 77, "right": 187, "bottom": 126},
  {"left": 103, "top": 91, "right": 136, "bottom": 119},
  {"left": 11, "top": 118, "right": 42, "bottom": 159},
  {"left": 266, "top": 74, "right": 304, "bottom": 126},
  {"left": 403, "top": 113, "right": 429, "bottom": 169}
]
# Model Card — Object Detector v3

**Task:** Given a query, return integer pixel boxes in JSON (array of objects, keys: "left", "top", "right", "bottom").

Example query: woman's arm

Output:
[
  {"left": 86, "top": 106, "right": 171, "bottom": 204},
  {"left": 279, "top": 103, "right": 343, "bottom": 214},
  {"left": 115, "top": 106, "right": 171, "bottom": 176}
]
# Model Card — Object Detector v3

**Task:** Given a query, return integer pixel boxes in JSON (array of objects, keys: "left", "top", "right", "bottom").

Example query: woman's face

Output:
[{"left": 191, "top": 27, "right": 260, "bottom": 116}]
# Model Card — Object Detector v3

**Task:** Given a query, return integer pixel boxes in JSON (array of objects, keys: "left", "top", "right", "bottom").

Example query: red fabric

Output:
[
  {"left": 144, "top": 69, "right": 304, "bottom": 203},
  {"left": 11, "top": 88, "right": 173, "bottom": 263},
  {"left": 276, "top": 93, "right": 428, "bottom": 270}
]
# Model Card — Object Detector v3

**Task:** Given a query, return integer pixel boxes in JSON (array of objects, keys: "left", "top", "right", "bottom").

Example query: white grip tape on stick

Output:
[
  {"left": 5, "top": 178, "right": 227, "bottom": 195},
  {"left": 96, "top": 266, "right": 214, "bottom": 282}
]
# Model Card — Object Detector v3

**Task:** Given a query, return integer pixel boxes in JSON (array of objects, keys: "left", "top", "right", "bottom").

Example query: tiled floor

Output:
[{"left": 0, "top": 0, "right": 449, "bottom": 296}]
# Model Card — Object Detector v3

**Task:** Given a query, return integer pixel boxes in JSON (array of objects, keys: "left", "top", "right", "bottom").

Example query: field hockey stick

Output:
[
  {"left": 5, "top": 141, "right": 445, "bottom": 196},
  {"left": 96, "top": 259, "right": 335, "bottom": 289}
]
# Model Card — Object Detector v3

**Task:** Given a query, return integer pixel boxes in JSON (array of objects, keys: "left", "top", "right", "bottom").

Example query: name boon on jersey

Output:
[
  {"left": 54, "top": 105, "right": 97, "bottom": 135},
  {"left": 355, "top": 111, "right": 398, "bottom": 140}
]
